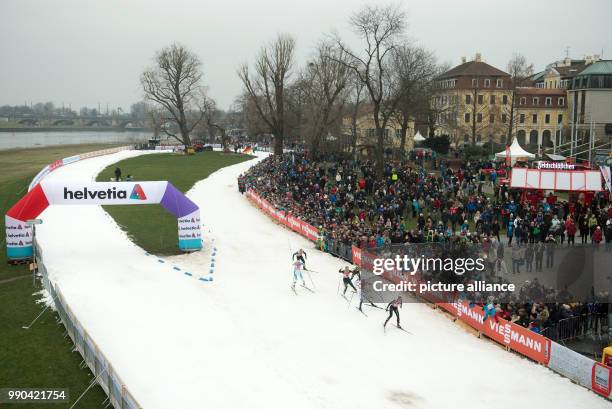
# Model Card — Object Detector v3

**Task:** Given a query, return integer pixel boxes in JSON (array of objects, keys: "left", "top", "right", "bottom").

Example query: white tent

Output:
[
  {"left": 495, "top": 137, "right": 535, "bottom": 164},
  {"left": 413, "top": 131, "right": 426, "bottom": 142}
]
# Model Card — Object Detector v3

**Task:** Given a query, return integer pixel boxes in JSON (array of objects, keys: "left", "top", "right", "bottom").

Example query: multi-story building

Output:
[
  {"left": 342, "top": 107, "right": 415, "bottom": 156},
  {"left": 514, "top": 88, "right": 568, "bottom": 153},
  {"left": 567, "top": 60, "right": 612, "bottom": 145},
  {"left": 433, "top": 54, "right": 611, "bottom": 159},
  {"left": 432, "top": 54, "right": 513, "bottom": 146},
  {"left": 532, "top": 56, "right": 597, "bottom": 89}
]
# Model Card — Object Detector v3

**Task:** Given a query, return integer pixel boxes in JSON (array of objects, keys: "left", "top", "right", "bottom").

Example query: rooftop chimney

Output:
[
  {"left": 475, "top": 53, "right": 482, "bottom": 62},
  {"left": 461, "top": 56, "right": 467, "bottom": 64}
]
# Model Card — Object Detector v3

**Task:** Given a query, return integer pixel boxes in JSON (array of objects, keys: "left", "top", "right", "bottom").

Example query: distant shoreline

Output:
[{"left": 0, "top": 127, "right": 151, "bottom": 133}]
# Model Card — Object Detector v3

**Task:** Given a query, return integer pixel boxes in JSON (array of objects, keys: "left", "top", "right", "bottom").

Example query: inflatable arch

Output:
[{"left": 5, "top": 180, "right": 202, "bottom": 260}]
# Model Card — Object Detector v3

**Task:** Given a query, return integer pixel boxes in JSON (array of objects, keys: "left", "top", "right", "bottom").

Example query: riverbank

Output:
[
  {"left": 0, "top": 127, "right": 150, "bottom": 132},
  {"left": 0, "top": 130, "right": 150, "bottom": 150}
]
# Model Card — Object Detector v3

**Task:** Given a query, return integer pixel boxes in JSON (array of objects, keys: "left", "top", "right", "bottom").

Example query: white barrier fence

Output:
[{"left": 36, "top": 241, "right": 142, "bottom": 408}]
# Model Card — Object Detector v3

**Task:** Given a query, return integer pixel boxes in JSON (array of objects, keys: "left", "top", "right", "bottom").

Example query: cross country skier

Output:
[
  {"left": 339, "top": 266, "right": 358, "bottom": 295},
  {"left": 291, "top": 259, "right": 307, "bottom": 290},
  {"left": 384, "top": 296, "right": 403, "bottom": 329},
  {"left": 292, "top": 249, "right": 307, "bottom": 270}
]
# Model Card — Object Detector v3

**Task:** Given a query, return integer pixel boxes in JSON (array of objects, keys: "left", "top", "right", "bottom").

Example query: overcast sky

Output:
[{"left": 1, "top": 0, "right": 611, "bottom": 112}]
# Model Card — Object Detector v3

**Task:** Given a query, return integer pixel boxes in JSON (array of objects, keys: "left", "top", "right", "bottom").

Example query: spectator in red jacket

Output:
[
  {"left": 592, "top": 226, "right": 603, "bottom": 244},
  {"left": 565, "top": 216, "right": 577, "bottom": 246}
]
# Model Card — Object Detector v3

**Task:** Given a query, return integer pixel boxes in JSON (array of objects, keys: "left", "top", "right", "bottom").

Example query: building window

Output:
[
  {"left": 533, "top": 97, "right": 539, "bottom": 105},
  {"left": 477, "top": 134, "right": 482, "bottom": 142},
  {"left": 489, "top": 114, "right": 495, "bottom": 123},
  {"left": 532, "top": 114, "right": 537, "bottom": 124},
  {"left": 520, "top": 114, "right": 525, "bottom": 123},
  {"left": 490, "top": 95, "right": 496, "bottom": 104},
  {"left": 558, "top": 114, "right": 563, "bottom": 124},
  {"left": 496, "top": 79, "right": 503, "bottom": 88},
  {"left": 395, "top": 129, "right": 402, "bottom": 138},
  {"left": 545, "top": 114, "right": 550, "bottom": 124},
  {"left": 502, "top": 95, "right": 508, "bottom": 104},
  {"left": 465, "top": 113, "right": 470, "bottom": 123},
  {"left": 558, "top": 97, "right": 565, "bottom": 106},
  {"left": 484, "top": 79, "right": 490, "bottom": 87},
  {"left": 367, "top": 128, "right": 375, "bottom": 137},
  {"left": 464, "top": 135, "right": 469, "bottom": 143},
  {"left": 477, "top": 113, "right": 482, "bottom": 123},
  {"left": 545, "top": 97, "right": 552, "bottom": 106},
  {"left": 472, "top": 78, "right": 478, "bottom": 87},
  {"left": 520, "top": 97, "right": 526, "bottom": 105},
  {"left": 477, "top": 95, "right": 483, "bottom": 104},
  {"left": 501, "top": 114, "right": 507, "bottom": 123},
  {"left": 466, "top": 94, "right": 471, "bottom": 104}
]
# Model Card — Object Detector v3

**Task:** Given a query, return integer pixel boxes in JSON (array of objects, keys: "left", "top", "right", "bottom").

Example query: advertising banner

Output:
[
  {"left": 177, "top": 210, "right": 202, "bottom": 251},
  {"left": 510, "top": 168, "right": 602, "bottom": 191},
  {"left": 548, "top": 341, "right": 596, "bottom": 389},
  {"left": 246, "top": 189, "right": 319, "bottom": 243},
  {"left": 592, "top": 363, "right": 612, "bottom": 397},
  {"left": 6, "top": 181, "right": 202, "bottom": 259},
  {"left": 40, "top": 180, "right": 168, "bottom": 205}
]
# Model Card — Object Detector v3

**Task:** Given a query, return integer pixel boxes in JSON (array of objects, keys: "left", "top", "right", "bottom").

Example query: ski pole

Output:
[
  {"left": 347, "top": 290, "right": 356, "bottom": 308},
  {"left": 305, "top": 269, "right": 316, "bottom": 289}
]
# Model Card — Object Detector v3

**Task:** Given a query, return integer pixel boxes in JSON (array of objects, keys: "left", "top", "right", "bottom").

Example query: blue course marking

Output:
[
  {"left": 184, "top": 272, "right": 193, "bottom": 276},
  {"left": 173, "top": 266, "right": 181, "bottom": 271},
  {"left": 157, "top": 259, "right": 165, "bottom": 263},
  {"left": 144, "top": 252, "right": 150, "bottom": 256}
]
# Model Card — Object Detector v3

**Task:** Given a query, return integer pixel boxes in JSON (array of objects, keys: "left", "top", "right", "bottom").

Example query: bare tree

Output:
[
  {"left": 141, "top": 43, "right": 208, "bottom": 147},
  {"left": 390, "top": 45, "right": 437, "bottom": 157},
  {"left": 145, "top": 105, "right": 165, "bottom": 140},
  {"left": 201, "top": 97, "right": 230, "bottom": 151},
  {"left": 300, "top": 42, "right": 352, "bottom": 158},
  {"left": 238, "top": 34, "right": 296, "bottom": 155},
  {"left": 334, "top": 4, "right": 408, "bottom": 174},
  {"left": 505, "top": 53, "right": 534, "bottom": 144},
  {"left": 348, "top": 73, "right": 366, "bottom": 156}
]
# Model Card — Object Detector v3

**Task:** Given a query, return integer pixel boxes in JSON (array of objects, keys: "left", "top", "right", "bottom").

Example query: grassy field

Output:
[
  {"left": 0, "top": 143, "right": 125, "bottom": 408},
  {"left": 96, "top": 151, "right": 253, "bottom": 255}
]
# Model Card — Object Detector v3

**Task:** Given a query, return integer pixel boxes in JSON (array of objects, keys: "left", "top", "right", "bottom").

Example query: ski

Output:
[
  {"left": 356, "top": 307, "right": 368, "bottom": 317},
  {"left": 300, "top": 284, "right": 315, "bottom": 293},
  {"left": 395, "top": 325, "right": 412, "bottom": 334},
  {"left": 366, "top": 303, "right": 385, "bottom": 310},
  {"left": 291, "top": 285, "right": 298, "bottom": 295}
]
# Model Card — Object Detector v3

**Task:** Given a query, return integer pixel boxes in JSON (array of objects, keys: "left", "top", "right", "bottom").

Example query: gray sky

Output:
[{"left": 1, "top": 0, "right": 611, "bottom": 111}]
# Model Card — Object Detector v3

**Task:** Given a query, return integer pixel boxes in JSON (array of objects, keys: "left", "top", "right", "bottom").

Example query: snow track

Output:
[{"left": 36, "top": 151, "right": 608, "bottom": 409}]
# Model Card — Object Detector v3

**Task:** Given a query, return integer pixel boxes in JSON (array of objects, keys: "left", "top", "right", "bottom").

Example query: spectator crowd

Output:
[{"left": 239, "top": 151, "right": 611, "bottom": 336}]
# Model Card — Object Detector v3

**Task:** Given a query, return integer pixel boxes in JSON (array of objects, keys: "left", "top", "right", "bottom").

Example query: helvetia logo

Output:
[
  {"left": 64, "top": 186, "right": 128, "bottom": 200},
  {"left": 130, "top": 184, "right": 147, "bottom": 200}
]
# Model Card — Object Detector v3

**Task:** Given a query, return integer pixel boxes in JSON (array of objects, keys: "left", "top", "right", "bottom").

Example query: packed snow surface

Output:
[{"left": 36, "top": 150, "right": 608, "bottom": 409}]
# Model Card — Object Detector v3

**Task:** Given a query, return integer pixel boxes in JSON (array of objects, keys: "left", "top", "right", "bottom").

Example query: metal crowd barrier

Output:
[
  {"left": 542, "top": 313, "right": 608, "bottom": 343},
  {"left": 35, "top": 239, "right": 141, "bottom": 409},
  {"left": 324, "top": 238, "right": 354, "bottom": 262}
]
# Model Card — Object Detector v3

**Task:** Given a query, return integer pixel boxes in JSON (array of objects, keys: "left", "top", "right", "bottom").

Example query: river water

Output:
[{"left": 0, "top": 131, "right": 151, "bottom": 150}]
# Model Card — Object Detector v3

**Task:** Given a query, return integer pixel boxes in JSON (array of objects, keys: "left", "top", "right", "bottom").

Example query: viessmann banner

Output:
[
  {"left": 6, "top": 181, "right": 202, "bottom": 259},
  {"left": 246, "top": 189, "right": 319, "bottom": 242}
]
